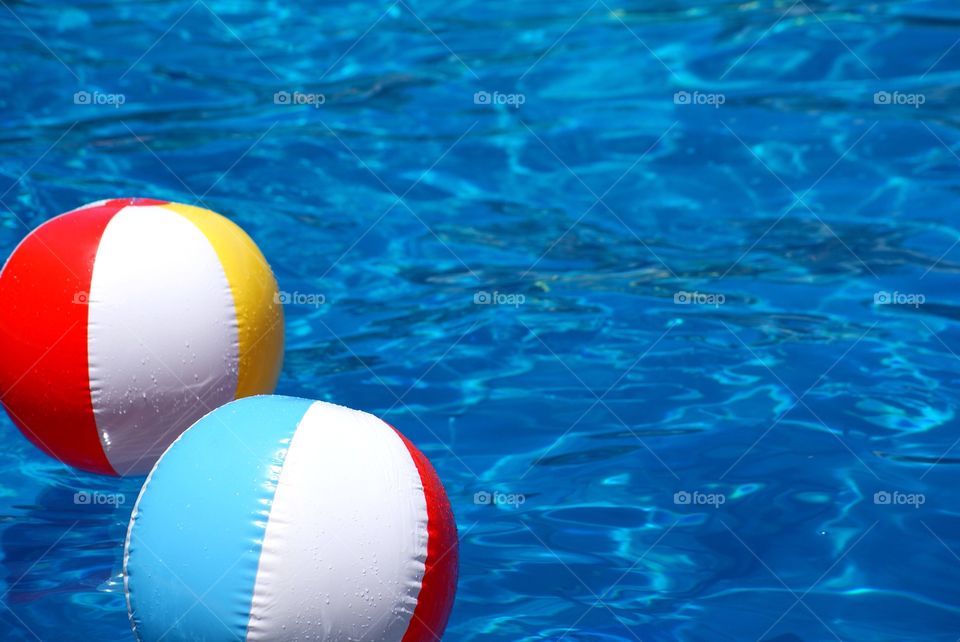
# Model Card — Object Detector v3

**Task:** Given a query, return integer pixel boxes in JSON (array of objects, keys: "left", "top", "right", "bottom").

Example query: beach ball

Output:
[
  {"left": 0, "top": 198, "right": 284, "bottom": 476},
  {"left": 124, "top": 395, "right": 458, "bottom": 642}
]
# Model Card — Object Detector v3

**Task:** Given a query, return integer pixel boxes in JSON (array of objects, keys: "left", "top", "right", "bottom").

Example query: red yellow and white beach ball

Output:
[{"left": 0, "top": 198, "right": 284, "bottom": 476}]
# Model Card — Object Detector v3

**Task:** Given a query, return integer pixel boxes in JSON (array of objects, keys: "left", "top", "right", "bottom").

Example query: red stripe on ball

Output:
[
  {"left": 0, "top": 201, "right": 139, "bottom": 474},
  {"left": 392, "top": 427, "right": 459, "bottom": 642}
]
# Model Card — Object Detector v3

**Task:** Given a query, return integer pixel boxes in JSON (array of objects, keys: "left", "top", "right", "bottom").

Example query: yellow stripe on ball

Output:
[{"left": 163, "top": 202, "right": 284, "bottom": 398}]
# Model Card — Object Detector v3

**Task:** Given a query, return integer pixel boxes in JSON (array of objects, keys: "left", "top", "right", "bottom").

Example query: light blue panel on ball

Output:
[{"left": 124, "top": 395, "right": 313, "bottom": 642}]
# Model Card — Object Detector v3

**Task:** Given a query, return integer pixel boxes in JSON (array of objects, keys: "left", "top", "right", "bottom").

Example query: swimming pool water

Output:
[{"left": 2, "top": 1, "right": 960, "bottom": 640}]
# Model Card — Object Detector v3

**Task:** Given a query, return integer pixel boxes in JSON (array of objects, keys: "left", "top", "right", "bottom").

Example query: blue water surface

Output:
[{"left": 2, "top": 1, "right": 960, "bottom": 640}]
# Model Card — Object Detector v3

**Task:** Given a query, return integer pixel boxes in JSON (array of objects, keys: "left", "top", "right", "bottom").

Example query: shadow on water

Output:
[{"left": 0, "top": 480, "right": 135, "bottom": 641}]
